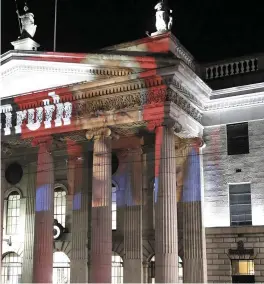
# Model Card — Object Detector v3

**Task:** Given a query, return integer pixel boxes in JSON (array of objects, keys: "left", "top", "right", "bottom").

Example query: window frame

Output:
[
  {"left": 232, "top": 259, "right": 255, "bottom": 275},
  {"left": 54, "top": 187, "right": 67, "bottom": 227},
  {"left": 1, "top": 252, "right": 22, "bottom": 284},
  {"left": 229, "top": 183, "right": 252, "bottom": 226},
  {"left": 6, "top": 191, "right": 21, "bottom": 235},
  {"left": 226, "top": 122, "right": 249, "bottom": 155},
  {"left": 112, "top": 184, "right": 117, "bottom": 230}
]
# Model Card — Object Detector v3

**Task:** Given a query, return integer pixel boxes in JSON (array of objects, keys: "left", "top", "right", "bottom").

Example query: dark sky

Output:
[{"left": 1, "top": 0, "right": 264, "bottom": 62}]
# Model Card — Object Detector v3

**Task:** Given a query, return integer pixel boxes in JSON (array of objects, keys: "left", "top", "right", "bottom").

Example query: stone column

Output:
[
  {"left": 154, "top": 124, "right": 178, "bottom": 283},
  {"left": 67, "top": 142, "right": 89, "bottom": 283},
  {"left": 0, "top": 161, "right": 6, "bottom": 266},
  {"left": 123, "top": 148, "right": 143, "bottom": 283},
  {"left": 142, "top": 261, "right": 149, "bottom": 283},
  {"left": 21, "top": 162, "right": 37, "bottom": 283},
  {"left": 182, "top": 140, "right": 207, "bottom": 283},
  {"left": 88, "top": 128, "right": 112, "bottom": 283},
  {"left": 32, "top": 137, "right": 54, "bottom": 284}
]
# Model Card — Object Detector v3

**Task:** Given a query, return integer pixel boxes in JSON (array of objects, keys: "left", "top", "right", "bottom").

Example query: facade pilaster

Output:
[
  {"left": 123, "top": 148, "right": 143, "bottom": 283},
  {"left": 182, "top": 139, "right": 207, "bottom": 283},
  {"left": 32, "top": 136, "right": 54, "bottom": 284},
  {"left": 154, "top": 123, "right": 178, "bottom": 283},
  {"left": 67, "top": 142, "right": 89, "bottom": 283},
  {"left": 88, "top": 128, "right": 112, "bottom": 283},
  {"left": 21, "top": 162, "right": 37, "bottom": 283},
  {"left": 0, "top": 161, "right": 6, "bottom": 267}
]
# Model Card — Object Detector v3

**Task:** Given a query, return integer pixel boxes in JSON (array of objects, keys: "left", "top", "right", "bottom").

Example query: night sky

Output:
[{"left": 1, "top": 0, "right": 264, "bottom": 62}]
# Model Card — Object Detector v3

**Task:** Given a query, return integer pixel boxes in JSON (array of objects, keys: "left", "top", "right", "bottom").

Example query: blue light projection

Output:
[
  {"left": 73, "top": 192, "right": 81, "bottom": 210},
  {"left": 154, "top": 177, "right": 159, "bottom": 203},
  {"left": 183, "top": 148, "right": 201, "bottom": 202},
  {"left": 35, "top": 185, "right": 52, "bottom": 211}
]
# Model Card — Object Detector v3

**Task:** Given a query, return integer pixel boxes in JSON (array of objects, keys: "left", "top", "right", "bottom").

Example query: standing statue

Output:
[
  {"left": 154, "top": 1, "right": 173, "bottom": 33},
  {"left": 16, "top": 5, "right": 37, "bottom": 39}
]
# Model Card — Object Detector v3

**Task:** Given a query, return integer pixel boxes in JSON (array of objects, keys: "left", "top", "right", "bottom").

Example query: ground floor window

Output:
[
  {"left": 150, "top": 255, "right": 183, "bottom": 283},
  {"left": 232, "top": 260, "right": 254, "bottom": 275},
  {"left": 53, "top": 252, "right": 70, "bottom": 284},
  {"left": 112, "top": 252, "right": 123, "bottom": 284},
  {"left": 1, "top": 252, "right": 22, "bottom": 284}
]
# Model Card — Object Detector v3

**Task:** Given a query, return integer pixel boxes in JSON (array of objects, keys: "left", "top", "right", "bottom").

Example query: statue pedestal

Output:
[
  {"left": 11, "top": 38, "right": 40, "bottom": 51},
  {"left": 151, "top": 31, "right": 168, "bottom": 36}
]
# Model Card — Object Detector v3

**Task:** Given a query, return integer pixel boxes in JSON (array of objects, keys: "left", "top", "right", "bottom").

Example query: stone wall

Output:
[
  {"left": 206, "top": 226, "right": 264, "bottom": 283},
  {"left": 203, "top": 120, "right": 264, "bottom": 227}
]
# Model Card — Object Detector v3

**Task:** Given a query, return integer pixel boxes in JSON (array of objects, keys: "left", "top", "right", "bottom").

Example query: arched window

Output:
[
  {"left": 149, "top": 255, "right": 183, "bottom": 283},
  {"left": 112, "top": 252, "right": 123, "bottom": 284},
  {"left": 54, "top": 188, "right": 67, "bottom": 227},
  {"left": 53, "top": 252, "right": 70, "bottom": 284},
  {"left": 6, "top": 191, "right": 20, "bottom": 235},
  {"left": 1, "top": 252, "right": 22, "bottom": 284},
  {"left": 112, "top": 184, "right": 117, "bottom": 230}
]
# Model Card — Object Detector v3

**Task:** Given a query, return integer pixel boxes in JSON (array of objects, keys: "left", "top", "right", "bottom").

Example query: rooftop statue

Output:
[
  {"left": 16, "top": 5, "right": 37, "bottom": 39},
  {"left": 154, "top": 1, "right": 173, "bottom": 33}
]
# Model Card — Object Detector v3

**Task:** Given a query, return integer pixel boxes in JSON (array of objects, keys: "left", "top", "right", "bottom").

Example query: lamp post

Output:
[{"left": 53, "top": 0, "right": 58, "bottom": 51}]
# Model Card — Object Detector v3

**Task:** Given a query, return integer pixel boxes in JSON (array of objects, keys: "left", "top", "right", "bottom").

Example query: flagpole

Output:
[
  {"left": 14, "top": 0, "right": 22, "bottom": 34},
  {"left": 53, "top": 0, "right": 58, "bottom": 51}
]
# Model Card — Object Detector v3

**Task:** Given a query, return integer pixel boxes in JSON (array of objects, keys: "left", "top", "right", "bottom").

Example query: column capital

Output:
[
  {"left": 86, "top": 127, "right": 112, "bottom": 140},
  {"left": 32, "top": 136, "right": 52, "bottom": 150},
  {"left": 148, "top": 118, "right": 182, "bottom": 133}
]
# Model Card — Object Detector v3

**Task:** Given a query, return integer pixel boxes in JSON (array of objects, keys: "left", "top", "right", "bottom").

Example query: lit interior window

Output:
[
  {"left": 112, "top": 184, "right": 117, "bottom": 230},
  {"left": 6, "top": 192, "right": 20, "bottom": 235},
  {"left": 53, "top": 252, "right": 70, "bottom": 284},
  {"left": 232, "top": 260, "right": 254, "bottom": 275},
  {"left": 54, "top": 188, "right": 67, "bottom": 227},
  {"left": 112, "top": 252, "right": 123, "bottom": 284},
  {"left": 1, "top": 252, "right": 22, "bottom": 284}
]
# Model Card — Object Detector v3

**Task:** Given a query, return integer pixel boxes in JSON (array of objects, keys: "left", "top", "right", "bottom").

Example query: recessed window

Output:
[
  {"left": 5, "top": 163, "right": 23, "bottom": 185},
  {"left": 112, "top": 252, "right": 123, "bottom": 284},
  {"left": 54, "top": 188, "right": 67, "bottom": 227},
  {"left": 229, "top": 184, "right": 252, "bottom": 226},
  {"left": 227, "top": 123, "right": 249, "bottom": 155},
  {"left": 1, "top": 252, "right": 22, "bottom": 284},
  {"left": 53, "top": 252, "right": 70, "bottom": 284},
  {"left": 112, "top": 153, "right": 119, "bottom": 175},
  {"left": 6, "top": 192, "right": 20, "bottom": 235},
  {"left": 232, "top": 260, "right": 254, "bottom": 275},
  {"left": 112, "top": 184, "right": 117, "bottom": 230}
]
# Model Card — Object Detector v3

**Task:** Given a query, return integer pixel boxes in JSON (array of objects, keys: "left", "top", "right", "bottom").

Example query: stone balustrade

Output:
[{"left": 202, "top": 54, "right": 264, "bottom": 80}]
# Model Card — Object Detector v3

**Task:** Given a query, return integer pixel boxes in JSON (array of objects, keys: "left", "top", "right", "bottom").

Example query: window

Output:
[
  {"left": 227, "top": 123, "right": 249, "bottom": 155},
  {"left": 6, "top": 192, "right": 20, "bottom": 235},
  {"left": 54, "top": 188, "right": 66, "bottom": 227},
  {"left": 112, "top": 252, "right": 123, "bottom": 284},
  {"left": 229, "top": 184, "right": 252, "bottom": 226},
  {"left": 232, "top": 260, "right": 254, "bottom": 275},
  {"left": 149, "top": 255, "right": 183, "bottom": 283},
  {"left": 1, "top": 252, "right": 22, "bottom": 284},
  {"left": 53, "top": 252, "right": 70, "bottom": 284},
  {"left": 112, "top": 184, "right": 117, "bottom": 230}
]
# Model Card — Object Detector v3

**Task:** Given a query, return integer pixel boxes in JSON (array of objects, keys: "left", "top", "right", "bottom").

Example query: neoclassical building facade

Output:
[{"left": 1, "top": 29, "right": 264, "bottom": 284}]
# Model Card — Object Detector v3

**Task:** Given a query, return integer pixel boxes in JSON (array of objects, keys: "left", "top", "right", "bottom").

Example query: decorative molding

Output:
[
  {"left": 167, "top": 89, "right": 203, "bottom": 123},
  {"left": 228, "top": 241, "right": 255, "bottom": 260}
]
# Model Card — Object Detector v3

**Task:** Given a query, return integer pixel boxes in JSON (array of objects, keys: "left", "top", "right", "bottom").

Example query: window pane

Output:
[
  {"left": 6, "top": 192, "right": 20, "bottom": 235},
  {"left": 1, "top": 253, "right": 22, "bottom": 284},
  {"left": 54, "top": 188, "right": 67, "bottom": 227}
]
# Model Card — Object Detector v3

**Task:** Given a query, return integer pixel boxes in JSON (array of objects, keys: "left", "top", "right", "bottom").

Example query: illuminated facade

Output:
[{"left": 1, "top": 30, "right": 264, "bottom": 283}]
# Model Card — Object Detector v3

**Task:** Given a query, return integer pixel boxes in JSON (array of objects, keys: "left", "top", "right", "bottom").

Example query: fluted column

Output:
[
  {"left": 88, "top": 128, "right": 112, "bottom": 283},
  {"left": 1, "top": 161, "right": 6, "bottom": 265},
  {"left": 123, "top": 148, "right": 143, "bottom": 283},
  {"left": 182, "top": 140, "right": 207, "bottom": 283},
  {"left": 67, "top": 141, "right": 89, "bottom": 283},
  {"left": 32, "top": 136, "right": 54, "bottom": 284},
  {"left": 21, "top": 162, "right": 37, "bottom": 282},
  {"left": 154, "top": 125, "right": 178, "bottom": 283}
]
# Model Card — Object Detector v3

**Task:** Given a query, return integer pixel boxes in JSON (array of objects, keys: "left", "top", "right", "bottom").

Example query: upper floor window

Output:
[
  {"left": 227, "top": 123, "right": 249, "bottom": 155},
  {"left": 112, "top": 252, "right": 123, "bottom": 284},
  {"left": 229, "top": 184, "right": 252, "bottom": 226},
  {"left": 54, "top": 188, "right": 67, "bottom": 227},
  {"left": 6, "top": 192, "right": 20, "bottom": 235},
  {"left": 1, "top": 252, "right": 22, "bottom": 284},
  {"left": 112, "top": 184, "right": 117, "bottom": 230}
]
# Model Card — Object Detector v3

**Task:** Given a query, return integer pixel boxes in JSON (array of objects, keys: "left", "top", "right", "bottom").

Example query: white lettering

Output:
[{"left": 1, "top": 92, "right": 73, "bottom": 136}]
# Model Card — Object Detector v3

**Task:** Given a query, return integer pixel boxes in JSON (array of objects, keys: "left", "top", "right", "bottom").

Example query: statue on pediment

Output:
[
  {"left": 154, "top": 1, "right": 173, "bottom": 33},
  {"left": 16, "top": 5, "right": 37, "bottom": 39}
]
